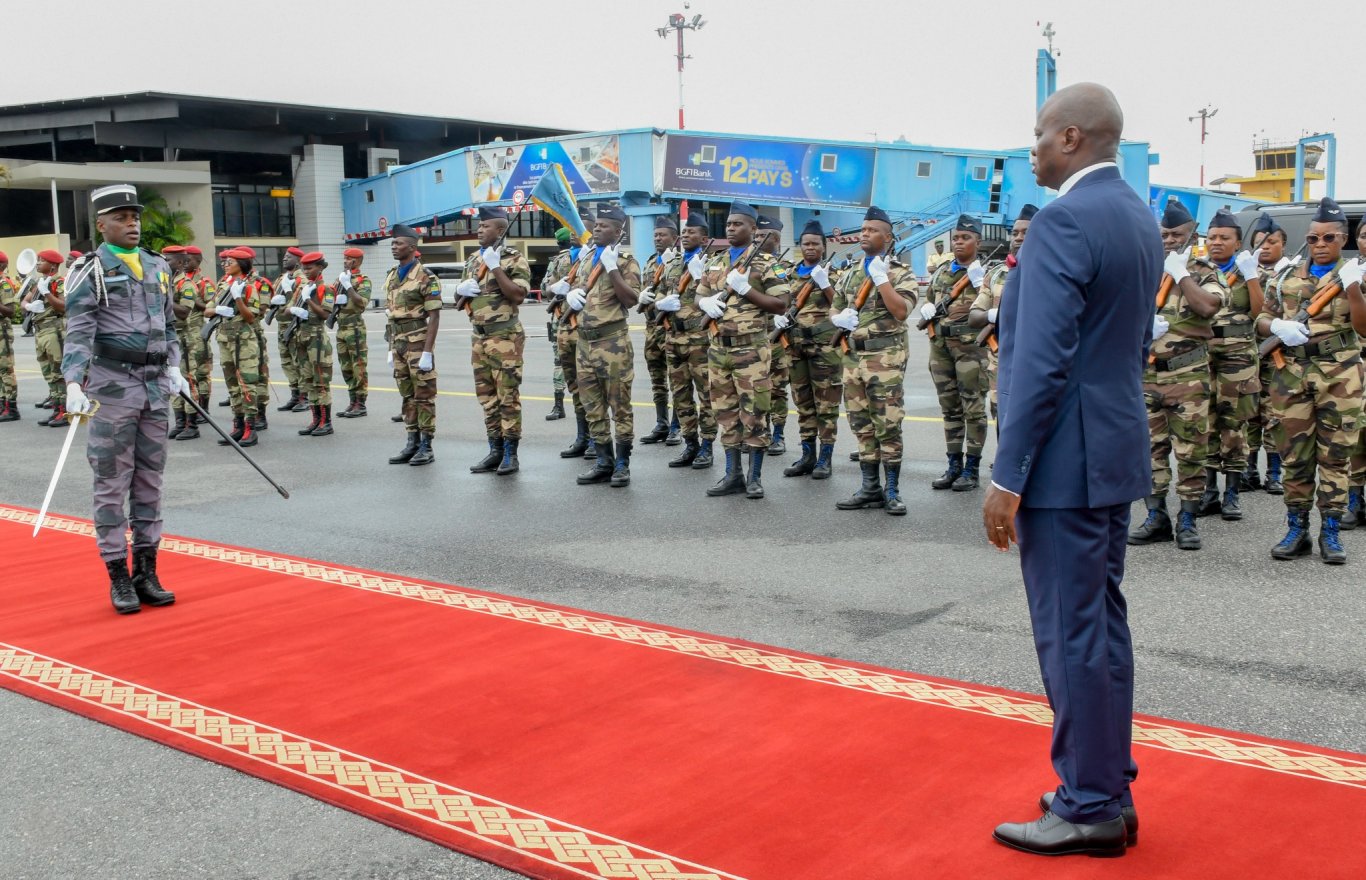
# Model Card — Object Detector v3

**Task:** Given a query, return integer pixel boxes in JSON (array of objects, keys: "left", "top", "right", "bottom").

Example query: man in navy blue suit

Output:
[{"left": 983, "top": 83, "right": 1163, "bottom": 857}]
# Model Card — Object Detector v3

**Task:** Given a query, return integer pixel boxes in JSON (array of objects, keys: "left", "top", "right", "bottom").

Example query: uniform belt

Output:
[
  {"left": 714, "top": 331, "right": 767, "bottom": 348},
  {"left": 851, "top": 334, "right": 905, "bottom": 353},
  {"left": 578, "top": 319, "right": 628, "bottom": 342},
  {"left": 1212, "top": 323, "right": 1254, "bottom": 338},
  {"left": 472, "top": 318, "right": 521, "bottom": 337},
  {"left": 389, "top": 317, "right": 427, "bottom": 333},
  {"left": 1285, "top": 329, "right": 1359, "bottom": 360},
  {"left": 1151, "top": 345, "right": 1208, "bottom": 373},
  {"left": 93, "top": 342, "right": 169, "bottom": 366},
  {"left": 797, "top": 322, "right": 837, "bottom": 342},
  {"left": 667, "top": 314, "right": 707, "bottom": 333}
]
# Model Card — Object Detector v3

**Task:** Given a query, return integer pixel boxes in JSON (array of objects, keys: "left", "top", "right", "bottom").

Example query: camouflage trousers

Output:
[
  {"left": 254, "top": 325, "right": 271, "bottom": 406},
  {"left": 35, "top": 323, "right": 66, "bottom": 404},
  {"left": 292, "top": 329, "right": 334, "bottom": 407},
  {"left": 576, "top": 329, "right": 634, "bottom": 444},
  {"left": 549, "top": 316, "right": 565, "bottom": 395},
  {"left": 666, "top": 334, "right": 716, "bottom": 441},
  {"left": 1269, "top": 356, "right": 1362, "bottom": 514},
  {"left": 1144, "top": 366, "right": 1211, "bottom": 501},
  {"left": 928, "top": 335, "right": 989, "bottom": 455},
  {"left": 473, "top": 330, "right": 525, "bottom": 440},
  {"left": 171, "top": 327, "right": 191, "bottom": 414},
  {"left": 644, "top": 319, "right": 670, "bottom": 410},
  {"left": 788, "top": 333, "right": 843, "bottom": 444},
  {"left": 86, "top": 399, "right": 169, "bottom": 561},
  {"left": 987, "top": 349, "right": 999, "bottom": 422},
  {"left": 1352, "top": 359, "right": 1366, "bottom": 488},
  {"left": 1246, "top": 357, "right": 1279, "bottom": 456},
  {"left": 392, "top": 329, "right": 437, "bottom": 436},
  {"left": 335, "top": 318, "right": 368, "bottom": 400},
  {"left": 556, "top": 322, "right": 583, "bottom": 418},
  {"left": 769, "top": 339, "right": 790, "bottom": 423},
  {"left": 709, "top": 337, "right": 772, "bottom": 450},
  {"left": 1206, "top": 335, "right": 1259, "bottom": 473},
  {"left": 278, "top": 322, "right": 300, "bottom": 389},
  {"left": 0, "top": 327, "right": 16, "bottom": 399},
  {"left": 218, "top": 328, "right": 262, "bottom": 417},
  {"left": 188, "top": 322, "right": 213, "bottom": 402},
  {"left": 844, "top": 338, "right": 908, "bottom": 464}
]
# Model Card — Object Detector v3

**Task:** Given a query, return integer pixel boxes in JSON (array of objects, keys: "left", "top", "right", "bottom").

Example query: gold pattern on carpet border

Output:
[{"left": 4, "top": 506, "right": 1364, "bottom": 790}]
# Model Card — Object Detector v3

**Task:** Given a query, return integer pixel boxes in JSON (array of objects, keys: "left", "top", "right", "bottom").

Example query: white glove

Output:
[
  {"left": 725, "top": 268, "right": 752, "bottom": 296},
  {"left": 1152, "top": 315, "right": 1169, "bottom": 340},
  {"left": 289, "top": 306, "right": 309, "bottom": 320},
  {"left": 270, "top": 294, "right": 287, "bottom": 306},
  {"left": 65, "top": 382, "right": 91, "bottom": 416},
  {"left": 1234, "top": 250, "right": 1260, "bottom": 280},
  {"left": 335, "top": 294, "right": 348, "bottom": 306},
  {"left": 919, "top": 302, "right": 937, "bottom": 321},
  {"left": 655, "top": 293, "right": 681, "bottom": 312},
  {"left": 549, "top": 278, "right": 571, "bottom": 297},
  {"left": 599, "top": 245, "right": 619, "bottom": 273},
  {"left": 23, "top": 300, "right": 46, "bottom": 314},
  {"left": 214, "top": 304, "right": 235, "bottom": 318},
  {"left": 810, "top": 264, "right": 831, "bottom": 289},
  {"left": 337, "top": 270, "right": 353, "bottom": 290},
  {"left": 480, "top": 247, "right": 501, "bottom": 271},
  {"left": 687, "top": 253, "right": 707, "bottom": 280},
  {"left": 868, "top": 255, "right": 892, "bottom": 286},
  {"left": 698, "top": 295, "right": 727, "bottom": 320},
  {"left": 1273, "top": 257, "right": 1293, "bottom": 273},
  {"left": 773, "top": 314, "right": 792, "bottom": 331},
  {"left": 566, "top": 288, "right": 586, "bottom": 312},
  {"left": 1269, "top": 318, "right": 1310, "bottom": 346},
  {"left": 456, "top": 279, "right": 481, "bottom": 297},
  {"left": 386, "top": 350, "right": 394, "bottom": 366},
  {"left": 832, "top": 308, "right": 860, "bottom": 332},
  {"left": 1338, "top": 259, "right": 1364, "bottom": 290},
  {"left": 417, "top": 351, "right": 434, "bottom": 372},
  {"left": 281, "top": 276, "right": 295, "bottom": 293},
  {"left": 986, "top": 308, "right": 999, "bottom": 324},
  {"left": 638, "top": 287, "right": 657, "bottom": 306},
  {"left": 660, "top": 247, "right": 677, "bottom": 265},
  {"left": 966, "top": 259, "right": 986, "bottom": 288},
  {"left": 1164, "top": 249, "right": 1192, "bottom": 284},
  {"left": 167, "top": 366, "right": 190, "bottom": 397},
  {"left": 38, "top": 277, "right": 52, "bottom": 294},
  {"left": 229, "top": 280, "right": 246, "bottom": 300}
]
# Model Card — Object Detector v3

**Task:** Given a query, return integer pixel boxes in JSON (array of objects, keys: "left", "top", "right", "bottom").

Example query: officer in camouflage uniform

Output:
[
  {"left": 163, "top": 245, "right": 193, "bottom": 439},
  {"left": 457, "top": 206, "right": 531, "bottom": 476},
  {"left": 1257, "top": 197, "right": 1366, "bottom": 564},
  {"left": 1244, "top": 215, "right": 1291, "bottom": 493},
  {"left": 286, "top": 252, "right": 336, "bottom": 437},
  {"left": 333, "top": 247, "right": 372, "bottom": 419},
  {"left": 757, "top": 214, "right": 793, "bottom": 457},
  {"left": 696, "top": 199, "right": 791, "bottom": 499},
  {"left": 545, "top": 227, "right": 593, "bottom": 456},
  {"left": 210, "top": 248, "right": 266, "bottom": 447},
  {"left": 653, "top": 204, "right": 717, "bottom": 470},
  {"left": 1198, "top": 209, "right": 1266, "bottom": 521},
  {"left": 60, "top": 184, "right": 183, "bottom": 614},
  {"left": 0, "top": 252, "right": 19, "bottom": 422},
  {"left": 968, "top": 204, "right": 1036, "bottom": 427},
  {"left": 1128, "top": 201, "right": 1226, "bottom": 551},
  {"left": 919, "top": 215, "right": 989, "bottom": 490},
  {"left": 384, "top": 224, "right": 442, "bottom": 467},
  {"left": 636, "top": 215, "right": 679, "bottom": 445},
  {"left": 776, "top": 219, "right": 841, "bottom": 479},
  {"left": 564, "top": 204, "right": 641, "bottom": 487},
  {"left": 232, "top": 247, "right": 275, "bottom": 431},
  {"left": 272, "top": 247, "right": 306, "bottom": 412},
  {"left": 23, "top": 250, "right": 69, "bottom": 426},
  {"left": 175, "top": 246, "right": 215, "bottom": 439},
  {"left": 544, "top": 227, "right": 573, "bottom": 421}
]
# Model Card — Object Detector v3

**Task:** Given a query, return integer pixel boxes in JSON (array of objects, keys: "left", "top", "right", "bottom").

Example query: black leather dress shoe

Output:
[
  {"left": 993, "top": 811, "right": 1126, "bottom": 857},
  {"left": 1041, "top": 791, "right": 1137, "bottom": 846}
]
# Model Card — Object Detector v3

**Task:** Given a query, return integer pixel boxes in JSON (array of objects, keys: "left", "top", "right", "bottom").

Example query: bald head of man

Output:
[{"left": 1031, "top": 82, "right": 1124, "bottom": 190}]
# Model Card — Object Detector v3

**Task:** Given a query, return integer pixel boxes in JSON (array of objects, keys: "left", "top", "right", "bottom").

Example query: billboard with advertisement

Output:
[
  {"left": 468, "top": 134, "right": 621, "bottom": 204},
  {"left": 662, "top": 134, "right": 876, "bottom": 207}
]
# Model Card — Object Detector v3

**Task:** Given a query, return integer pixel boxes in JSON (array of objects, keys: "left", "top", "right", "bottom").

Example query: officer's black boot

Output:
[
  {"left": 497, "top": 438, "right": 520, "bottom": 475},
  {"left": 849, "top": 450, "right": 860, "bottom": 462},
  {"left": 1271, "top": 509, "right": 1312, "bottom": 560},
  {"left": 1175, "top": 500, "right": 1202, "bottom": 550},
  {"left": 584, "top": 438, "right": 598, "bottom": 460},
  {"left": 610, "top": 440, "right": 632, "bottom": 487},
  {"left": 408, "top": 432, "right": 435, "bottom": 466},
  {"left": 169, "top": 410, "right": 186, "bottom": 440},
  {"left": 36, "top": 394, "right": 53, "bottom": 410},
  {"left": 641, "top": 403, "right": 669, "bottom": 444},
  {"left": 130, "top": 548, "right": 176, "bottom": 606},
  {"left": 951, "top": 454, "right": 982, "bottom": 491},
  {"left": 291, "top": 393, "right": 309, "bottom": 413},
  {"left": 351, "top": 395, "right": 367, "bottom": 418},
  {"left": 561, "top": 413, "right": 590, "bottom": 458},
  {"left": 176, "top": 410, "right": 200, "bottom": 440},
  {"left": 46, "top": 404, "right": 69, "bottom": 428},
  {"left": 784, "top": 440, "right": 816, "bottom": 477},
  {"left": 0, "top": 399, "right": 17, "bottom": 422},
  {"left": 665, "top": 412, "right": 682, "bottom": 446},
  {"left": 220, "top": 415, "right": 243, "bottom": 446},
  {"left": 391, "top": 411, "right": 404, "bottom": 422},
  {"left": 277, "top": 387, "right": 299, "bottom": 412},
  {"left": 1265, "top": 453, "right": 1284, "bottom": 495},
  {"left": 237, "top": 417, "right": 257, "bottom": 447},
  {"left": 1197, "top": 467, "right": 1221, "bottom": 517},
  {"left": 198, "top": 394, "right": 210, "bottom": 423},
  {"left": 577, "top": 443, "right": 613, "bottom": 484},
  {"left": 768, "top": 421, "right": 787, "bottom": 457},
  {"left": 471, "top": 436, "right": 504, "bottom": 473},
  {"left": 691, "top": 438, "right": 715, "bottom": 469},
  {"left": 107, "top": 558, "right": 140, "bottom": 615},
  {"left": 1220, "top": 472, "right": 1243, "bottom": 522},
  {"left": 837, "top": 461, "right": 885, "bottom": 510},
  {"left": 1319, "top": 513, "right": 1346, "bottom": 565},
  {"left": 336, "top": 393, "right": 356, "bottom": 418},
  {"left": 1243, "top": 449, "right": 1263, "bottom": 490},
  {"left": 884, "top": 462, "right": 906, "bottom": 516},
  {"left": 310, "top": 404, "right": 334, "bottom": 436},
  {"left": 545, "top": 392, "right": 565, "bottom": 421},
  {"left": 932, "top": 452, "right": 963, "bottom": 490},
  {"left": 253, "top": 402, "right": 268, "bottom": 432},
  {"left": 812, "top": 443, "right": 834, "bottom": 480},
  {"left": 298, "top": 405, "right": 321, "bottom": 435},
  {"left": 1342, "top": 488, "right": 1363, "bottom": 532},
  {"left": 745, "top": 449, "right": 765, "bottom": 499},
  {"left": 389, "top": 431, "right": 419, "bottom": 464},
  {"left": 706, "top": 448, "right": 746, "bottom": 496},
  {"left": 219, "top": 396, "right": 231, "bottom": 407},
  {"left": 669, "top": 435, "right": 700, "bottom": 468},
  {"left": 1127, "top": 495, "right": 1173, "bottom": 545}
]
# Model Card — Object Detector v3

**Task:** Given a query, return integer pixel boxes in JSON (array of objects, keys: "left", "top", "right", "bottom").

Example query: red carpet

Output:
[{"left": 2, "top": 504, "right": 1364, "bottom": 880}]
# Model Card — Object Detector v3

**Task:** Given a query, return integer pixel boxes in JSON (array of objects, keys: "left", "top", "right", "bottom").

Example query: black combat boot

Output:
[
  {"left": 198, "top": 394, "right": 210, "bottom": 423},
  {"left": 884, "top": 462, "right": 906, "bottom": 516},
  {"left": 391, "top": 411, "right": 404, "bottom": 422},
  {"left": 665, "top": 413, "right": 682, "bottom": 446},
  {"left": 219, "top": 415, "right": 244, "bottom": 446},
  {"left": 1197, "top": 468, "right": 1221, "bottom": 517},
  {"left": 561, "top": 413, "right": 590, "bottom": 458},
  {"left": 784, "top": 440, "right": 817, "bottom": 477},
  {"left": 219, "top": 397, "right": 231, "bottom": 407},
  {"left": 1243, "top": 449, "right": 1263, "bottom": 491},
  {"left": 850, "top": 450, "right": 860, "bottom": 462},
  {"left": 408, "top": 432, "right": 435, "bottom": 466},
  {"left": 1271, "top": 509, "right": 1312, "bottom": 560},
  {"left": 1319, "top": 514, "right": 1346, "bottom": 565},
  {"left": 298, "top": 405, "right": 321, "bottom": 435},
  {"left": 310, "top": 404, "right": 334, "bottom": 436},
  {"left": 1343, "top": 488, "right": 1363, "bottom": 532},
  {"left": 471, "top": 436, "right": 504, "bottom": 473},
  {"left": 277, "top": 387, "right": 300, "bottom": 412},
  {"left": 768, "top": 421, "right": 787, "bottom": 457},
  {"left": 584, "top": 438, "right": 598, "bottom": 460},
  {"left": 641, "top": 403, "right": 669, "bottom": 444},
  {"left": 107, "top": 558, "right": 140, "bottom": 615},
  {"left": 497, "top": 438, "right": 520, "bottom": 475},
  {"left": 253, "top": 402, "right": 268, "bottom": 432},
  {"left": 46, "top": 404, "right": 69, "bottom": 428},
  {"left": 1175, "top": 500, "right": 1201, "bottom": 550},
  {"left": 169, "top": 410, "right": 186, "bottom": 440},
  {"left": 610, "top": 440, "right": 632, "bottom": 487},
  {"left": 336, "top": 393, "right": 356, "bottom": 418},
  {"left": 1221, "top": 472, "right": 1243, "bottom": 522},
  {"left": 837, "top": 461, "right": 885, "bottom": 510},
  {"left": 0, "top": 399, "right": 17, "bottom": 422},
  {"left": 745, "top": 449, "right": 765, "bottom": 499},
  {"left": 706, "top": 448, "right": 745, "bottom": 496},
  {"left": 130, "top": 548, "right": 176, "bottom": 606},
  {"left": 577, "top": 444, "right": 613, "bottom": 484},
  {"left": 389, "top": 431, "right": 419, "bottom": 464},
  {"left": 545, "top": 392, "right": 565, "bottom": 421},
  {"left": 669, "top": 435, "right": 700, "bottom": 468},
  {"left": 291, "top": 394, "right": 310, "bottom": 413},
  {"left": 951, "top": 454, "right": 982, "bottom": 491},
  {"left": 812, "top": 443, "right": 834, "bottom": 480},
  {"left": 175, "top": 411, "right": 200, "bottom": 440},
  {"left": 238, "top": 418, "right": 257, "bottom": 448},
  {"left": 1265, "top": 453, "right": 1284, "bottom": 495},
  {"left": 351, "top": 396, "right": 367, "bottom": 418},
  {"left": 932, "top": 452, "right": 963, "bottom": 490},
  {"left": 691, "top": 438, "right": 715, "bottom": 469},
  {"left": 1127, "top": 495, "right": 1173, "bottom": 545},
  {"left": 36, "top": 394, "right": 53, "bottom": 409}
]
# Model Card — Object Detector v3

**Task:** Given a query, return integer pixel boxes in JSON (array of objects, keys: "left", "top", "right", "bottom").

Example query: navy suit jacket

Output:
[{"left": 995, "top": 166, "right": 1163, "bottom": 509}]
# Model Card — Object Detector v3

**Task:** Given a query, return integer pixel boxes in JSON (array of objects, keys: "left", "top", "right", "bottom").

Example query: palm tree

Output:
[{"left": 136, "top": 189, "right": 194, "bottom": 250}]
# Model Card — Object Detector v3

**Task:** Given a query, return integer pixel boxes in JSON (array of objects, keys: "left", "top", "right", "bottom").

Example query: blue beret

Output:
[
  {"left": 728, "top": 200, "right": 757, "bottom": 220},
  {"left": 1160, "top": 200, "right": 1195, "bottom": 229}
]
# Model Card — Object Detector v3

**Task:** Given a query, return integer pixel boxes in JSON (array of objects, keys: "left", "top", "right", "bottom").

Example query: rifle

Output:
[
  {"left": 568, "top": 225, "right": 630, "bottom": 331},
  {"left": 281, "top": 280, "right": 316, "bottom": 346},
  {"left": 916, "top": 264, "right": 970, "bottom": 340},
  {"left": 202, "top": 278, "right": 241, "bottom": 342},
  {"left": 973, "top": 261, "right": 1011, "bottom": 352},
  {"left": 454, "top": 220, "right": 518, "bottom": 313},
  {"left": 17, "top": 248, "right": 45, "bottom": 335},
  {"left": 545, "top": 252, "right": 585, "bottom": 317},
  {"left": 264, "top": 272, "right": 296, "bottom": 326},
  {"left": 703, "top": 234, "right": 782, "bottom": 337},
  {"left": 768, "top": 261, "right": 831, "bottom": 347},
  {"left": 636, "top": 249, "right": 675, "bottom": 316},
  {"left": 1259, "top": 256, "right": 1358, "bottom": 365},
  {"left": 833, "top": 242, "right": 895, "bottom": 353},
  {"left": 326, "top": 272, "right": 352, "bottom": 329}
]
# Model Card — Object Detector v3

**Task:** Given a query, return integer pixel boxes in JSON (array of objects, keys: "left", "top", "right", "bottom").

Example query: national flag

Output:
[{"left": 531, "top": 164, "right": 591, "bottom": 245}]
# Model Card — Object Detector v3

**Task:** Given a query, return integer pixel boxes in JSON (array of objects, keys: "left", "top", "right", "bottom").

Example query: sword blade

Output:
[{"left": 33, "top": 413, "right": 83, "bottom": 537}]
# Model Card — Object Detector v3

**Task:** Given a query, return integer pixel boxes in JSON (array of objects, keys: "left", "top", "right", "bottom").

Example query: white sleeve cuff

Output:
[{"left": 990, "top": 481, "right": 1020, "bottom": 498}]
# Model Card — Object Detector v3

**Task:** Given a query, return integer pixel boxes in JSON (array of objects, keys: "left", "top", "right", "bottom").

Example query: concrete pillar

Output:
[{"left": 293, "top": 144, "right": 347, "bottom": 274}]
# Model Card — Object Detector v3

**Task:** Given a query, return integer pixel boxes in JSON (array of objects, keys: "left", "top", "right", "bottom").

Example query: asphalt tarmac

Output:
[{"left": 3, "top": 309, "right": 1363, "bottom": 879}]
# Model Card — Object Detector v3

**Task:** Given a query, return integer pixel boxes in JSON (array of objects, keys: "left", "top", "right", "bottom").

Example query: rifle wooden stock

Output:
[
  {"left": 702, "top": 239, "right": 768, "bottom": 337},
  {"left": 975, "top": 324, "right": 998, "bottom": 351},
  {"left": 546, "top": 259, "right": 583, "bottom": 316},
  {"left": 769, "top": 277, "right": 818, "bottom": 345},
  {"left": 917, "top": 275, "right": 971, "bottom": 339},
  {"left": 834, "top": 276, "right": 876, "bottom": 354},
  {"left": 1258, "top": 281, "right": 1343, "bottom": 361},
  {"left": 636, "top": 259, "right": 669, "bottom": 315}
]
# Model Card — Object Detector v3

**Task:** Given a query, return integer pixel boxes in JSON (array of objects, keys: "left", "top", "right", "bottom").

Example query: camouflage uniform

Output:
[
  {"left": 925, "top": 263, "right": 989, "bottom": 456},
  {"left": 462, "top": 246, "right": 530, "bottom": 441},
  {"left": 785, "top": 265, "right": 843, "bottom": 445},
  {"left": 572, "top": 247, "right": 642, "bottom": 445},
  {"left": 641, "top": 253, "right": 673, "bottom": 425},
  {"left": 249, "top": 272, "right": 276, "bottom": 410},
  {"left": 334, "top": 271, "right": 372, "bottom": 407},
  {"left": 1247, "top": 263, "right": 1284, "bottom": 465},
  {"left": 179, "top": 269, "right": 215, "bottom": 404},
  {"left": 544, "top": 248, "right": 573, "bottom": 397},
  {"left": 288, "top": 279, "right": 335, "bottom": 407},
  {"left": 29, "top": 274, "right": 67, "bottom": 409},
  {"left": 274, "top": 269, "right": 303, "bottom": 395},
  {"left": 969, "top": 261, "right": 1011, "bottom": 421},
  {"left": 1206, "top": 262, "right": 1260, "bottom": 475},
  {"left": 661, "top": 247, "right": 718, "bottom": 445},
  {"left": 385, "top": 261, "right": 442, "bottom": 436},
  {"left": 215, "top": 274, "right": 265, "bottom": 417},
  {"left": 549, "top": 248, "right": 590, "bottom": 451},
  {"left": 767, "top": 256, "right": 796, "bottom": 439},
  {"left": 0, "top": 275, "right": 17, "bottom": 405},
  {"left": 60, "top": 247, "right": 179, "bottom": 561},
  {"left": 169, "top": 268, "right": 192, "bottom": 422}
]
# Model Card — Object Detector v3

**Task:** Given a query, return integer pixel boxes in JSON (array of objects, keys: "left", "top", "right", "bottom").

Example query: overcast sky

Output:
[{"left": 8, "top": 0, "right": 1364, "bottom": 197}]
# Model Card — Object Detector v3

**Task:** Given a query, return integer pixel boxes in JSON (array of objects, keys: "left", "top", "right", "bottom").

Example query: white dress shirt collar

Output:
[{"left": 1057, "top": 161, "right": 1119, "bottom": 196}]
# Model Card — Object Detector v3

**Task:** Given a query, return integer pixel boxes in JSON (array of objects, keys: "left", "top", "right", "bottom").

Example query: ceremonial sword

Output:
[{"left": 32, "top": 400, "right": 99, "bottom": 537}]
